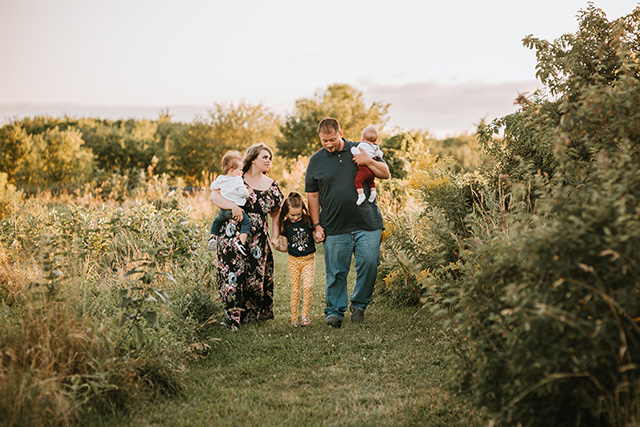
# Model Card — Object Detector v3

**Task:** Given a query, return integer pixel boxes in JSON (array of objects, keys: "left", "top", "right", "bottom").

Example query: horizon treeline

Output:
[{"left": 0, "top": 83, "right": 483, "bottom": 194}]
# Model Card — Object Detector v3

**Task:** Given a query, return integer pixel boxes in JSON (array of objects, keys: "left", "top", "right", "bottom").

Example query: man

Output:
[{"left": 305, "top": 117, "right": 390, "bottom": 328}]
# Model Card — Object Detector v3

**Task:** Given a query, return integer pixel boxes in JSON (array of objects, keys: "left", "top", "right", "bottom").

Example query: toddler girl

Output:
[{"left": 272, "top": 191, "right": 316, "bottom": 326}]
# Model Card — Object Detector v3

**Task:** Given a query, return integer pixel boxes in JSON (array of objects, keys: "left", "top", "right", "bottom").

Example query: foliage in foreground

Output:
[
  {"left": 104, "top": 304, "right": 484, "bottom": 426},
  {"left": 0, "top": 185, "right": 221, "bottom": 426},
  {"left": 379, "top": 4, "right": 640, "bottom": 426}
]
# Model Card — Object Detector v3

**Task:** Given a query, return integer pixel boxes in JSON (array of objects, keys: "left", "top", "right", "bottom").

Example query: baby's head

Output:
[
  {"left": 362, "top": 125, "right": 378, "bottom": 144},
  {"left": 221, "top": 150, "right": 244, "bottom": 177}
]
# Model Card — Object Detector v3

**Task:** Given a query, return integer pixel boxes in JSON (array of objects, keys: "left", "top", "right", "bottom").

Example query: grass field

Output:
[{"left": 84, "top": 247, "right": 484, "bottom": 426}]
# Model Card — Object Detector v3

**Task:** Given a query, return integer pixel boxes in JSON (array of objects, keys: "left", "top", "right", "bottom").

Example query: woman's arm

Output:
[
  {"left": 270, "top": 208, "right": 280, "bottom": 240},
  {"left": 210, "top": 189, "right": 244, "bottom": 221}
]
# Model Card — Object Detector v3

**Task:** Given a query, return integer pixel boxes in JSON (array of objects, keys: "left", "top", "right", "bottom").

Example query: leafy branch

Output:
[{"left": 117, "top": 256, "right": 174, "bottom": 348}]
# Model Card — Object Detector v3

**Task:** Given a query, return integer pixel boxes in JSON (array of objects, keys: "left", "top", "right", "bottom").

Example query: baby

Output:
[
  {"left": 209, "top": 150, "right": 252, "bottom": 256},
  {"left": 350, "top": 125, "right": 384, "bottom": 205}
]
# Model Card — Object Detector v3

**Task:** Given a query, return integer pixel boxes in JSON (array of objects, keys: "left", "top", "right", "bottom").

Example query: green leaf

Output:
[
  {"left": 156, "top": 271, "right": 177, "bottom": 285},
  {"left": 142, "top": 310, "right": 159, "bottom": 327},
  {"left": 153, "top": 289, "right": 170, "bottom": 303},
  {"left": 124, "top": 269, "right": 144, "bottom": 278},
  {"left": 118, "top": 313, "right": 127, "bottom": 325},
  {"left": 134, "top": 323, "right": 144, "bottom": 347}
]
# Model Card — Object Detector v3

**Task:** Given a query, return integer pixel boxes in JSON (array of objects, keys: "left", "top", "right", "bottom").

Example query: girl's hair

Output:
[
  {"left": 278, "top": 191, "right": 312, "bottom": 233},
  {"left": 221, "top": 150, "right": 243, "bottom": 174},
  {"left": 243, "top": 143, "right": 273, "bottom": 174}
]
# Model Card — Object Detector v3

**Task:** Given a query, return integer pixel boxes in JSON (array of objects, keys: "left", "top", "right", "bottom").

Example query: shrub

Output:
[
  {"left": 446, "top": 151, "right": 640, "bottom": 425},
  {"left": 374, "top": 4, "right": 640, "bottom": 425},
  {"left": 419, "top": 5, "right": 640, "bottom": 425},
  {"left": 377, "top": 154, "right": 482, "bottom": 305},
  {"left": 0, "top": 184, "right": 220, "bottom": 424},
  {"left": 0, "top": 172, "right": 22, "bottom": 219}
]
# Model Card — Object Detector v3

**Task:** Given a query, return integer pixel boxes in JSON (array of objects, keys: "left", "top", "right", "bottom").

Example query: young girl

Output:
[{"left": 272, "top": 191, "right": 316, "bottom": 326}]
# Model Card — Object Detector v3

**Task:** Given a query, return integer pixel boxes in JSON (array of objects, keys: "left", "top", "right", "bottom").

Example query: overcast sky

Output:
[{"left": 0, "top": 0, "right": 637, "bottom": 136}]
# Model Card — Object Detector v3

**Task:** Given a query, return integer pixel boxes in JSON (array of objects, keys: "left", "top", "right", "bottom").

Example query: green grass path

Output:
[{"left": 88, "top": 249, "right": 482, "bottom": 426}]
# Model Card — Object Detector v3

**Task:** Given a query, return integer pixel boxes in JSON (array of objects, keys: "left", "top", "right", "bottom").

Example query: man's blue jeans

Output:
[{"left": 323, "top": 229, "right": 382, "bottom": 319}]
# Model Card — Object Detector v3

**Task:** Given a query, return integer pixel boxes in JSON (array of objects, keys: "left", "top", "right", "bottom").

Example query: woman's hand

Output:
[
  {"left": 270, "top": 237, "right": 280, "bottom": 250},
  {"left": 231, "top": 205, "right": 244, "bottom": 221}
]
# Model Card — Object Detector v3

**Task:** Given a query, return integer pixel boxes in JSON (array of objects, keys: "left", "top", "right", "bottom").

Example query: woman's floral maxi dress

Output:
[{"left": 216, "top": 181, "right": 283, "bottom": 327}]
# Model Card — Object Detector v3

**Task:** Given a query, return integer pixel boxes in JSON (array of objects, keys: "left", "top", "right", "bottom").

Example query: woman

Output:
[{"left": 210, "top": 143, "right": 283, "bottom": 328}]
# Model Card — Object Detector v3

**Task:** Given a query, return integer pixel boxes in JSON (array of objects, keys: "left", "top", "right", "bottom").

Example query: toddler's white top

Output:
[
  {"left": 210, "top": 175, "right": 249, "bottom": 206},
  {"left": 350, "top": 141, "right": 383, "bottom": 159}
]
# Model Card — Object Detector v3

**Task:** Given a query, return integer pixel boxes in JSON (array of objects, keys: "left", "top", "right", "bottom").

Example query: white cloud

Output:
[
  {"left": 1, "top": 79, "right": 545, "bottom": 137},
  {"left": 0, "top": 104, "right": 210, "bottom": 125},
  {"left": 358, "top": 80, "right": 543, "bottom": 137}
]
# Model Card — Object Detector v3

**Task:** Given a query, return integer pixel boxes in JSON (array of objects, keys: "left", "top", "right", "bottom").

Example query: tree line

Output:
[{"left": 0, "top": 84, "right": 412, "bottom": 192}]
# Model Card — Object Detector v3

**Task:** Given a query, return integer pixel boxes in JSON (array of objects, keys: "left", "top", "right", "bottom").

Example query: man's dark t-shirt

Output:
[{"left": 305, "top": 138, "right": 385, "bottom": 236}]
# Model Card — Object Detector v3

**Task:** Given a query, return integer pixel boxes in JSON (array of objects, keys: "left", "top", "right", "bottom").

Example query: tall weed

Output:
[{"left": 0, "top": 185, "right": 220, "bottom": 425}]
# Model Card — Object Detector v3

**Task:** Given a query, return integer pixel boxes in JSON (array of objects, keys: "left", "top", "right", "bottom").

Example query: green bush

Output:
[
  {"left": 0, "top": 186, "right": 221, "bottom": 423},
  {"left": 424, "top": 5, "right": 640, "bottom": 425},
  {"left": 377, "top": 154, "right": 482, "bottom": 306},
  {"left": 379, "top": 4, "right": 640, "bottom": 425},
  {"left": 444, "top": 153, "right": 640, "bottom": 425},
  {"left": 0, "top": 172, "right": 22, "bottom": 219}
]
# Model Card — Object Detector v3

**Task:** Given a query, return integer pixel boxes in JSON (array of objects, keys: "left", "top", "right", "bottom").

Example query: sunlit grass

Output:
[
  {"left": 1, "top": 188, "right": 483, "bottom": 426},
  {"left": 87, "top": 249, "right": 484, "bottom": 426}
]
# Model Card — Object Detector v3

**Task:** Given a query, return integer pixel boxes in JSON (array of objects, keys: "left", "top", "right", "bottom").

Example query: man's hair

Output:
[
  {"left": 362, "top": 125, "right": 378, "bottom": 143},
  {"left": 317, "top": 117, "right": 341, "bottom": 134},
  {"left": 220, "top": 150, "right": 243, "bottom": 174}
]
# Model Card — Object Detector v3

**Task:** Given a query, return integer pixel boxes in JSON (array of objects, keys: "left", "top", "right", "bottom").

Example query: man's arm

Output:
[
  {"left": 306, "top": 191, "right": 325, "bottom": 243},
  {"left": 353, "top": 149, "right": 390, "bottom": 179}
]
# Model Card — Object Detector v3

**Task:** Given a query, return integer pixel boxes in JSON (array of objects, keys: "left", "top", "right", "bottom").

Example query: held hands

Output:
[
  {"left": 270, "top": 237, "right": 281, "bottom": 250},
  {"left": 314, "top": 225, "right": 326, "bottom": 243}
]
